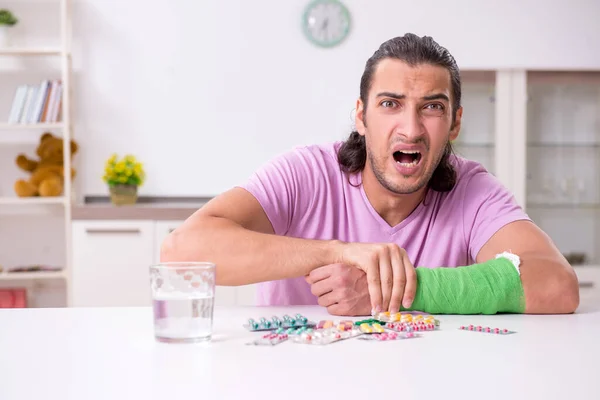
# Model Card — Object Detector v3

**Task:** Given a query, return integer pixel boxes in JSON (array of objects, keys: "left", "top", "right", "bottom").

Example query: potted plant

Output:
[
  {"left": 102, "top": 154, "right": 145, "bottom": 206},
  {"left": 0, "top": 9, "right": 18, "bottom": 47}
]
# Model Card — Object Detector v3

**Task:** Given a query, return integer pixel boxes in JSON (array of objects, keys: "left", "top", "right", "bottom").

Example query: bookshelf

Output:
[{"left": 0, "top": 0, "right": 74, "bottom": 307}]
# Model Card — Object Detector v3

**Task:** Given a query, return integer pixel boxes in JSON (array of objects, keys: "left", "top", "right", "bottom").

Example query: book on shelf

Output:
[{"left": 7, "top": 80, "right": 63, "bottom": 125}]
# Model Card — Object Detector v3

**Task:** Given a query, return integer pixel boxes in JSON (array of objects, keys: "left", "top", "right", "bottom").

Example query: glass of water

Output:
[{"left": 150, "top": 262, "right": 216, "bottom": 343}]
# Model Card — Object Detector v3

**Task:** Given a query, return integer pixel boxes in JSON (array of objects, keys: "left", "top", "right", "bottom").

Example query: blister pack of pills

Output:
[
  {"left": 357, "top": 322, "right": 386, "bottom": 334},
  {"left": 292, "top": 321, "right": 363, "bottom": 345},
  {"left": 459, "top": 325, "right": 516, "bottom": 335},
  {"left": 317, "top": 320, "right": 354, "bottom": 331},
  {"left": 385, "top": 321, "right": 437, "bottom": 332},
  {"left": 373, "top": 311, "right": 440, "bottom": 327},
  {"left": 359, "top": 331, "right": 421, "bottom": 341},
  {"left": 247, "top": 332, "right": 289, "bottom": 346},
  {"left": 273, "top": 326, "right": 314, "bottom": 336},
  {"left": 243, "top": 314, "right": 316, "bottom": 331}
]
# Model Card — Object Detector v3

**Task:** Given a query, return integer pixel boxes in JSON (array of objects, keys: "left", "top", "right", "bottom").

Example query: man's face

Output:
[{"left": 355, "top": 59, "right": 462, "bottom": 195}]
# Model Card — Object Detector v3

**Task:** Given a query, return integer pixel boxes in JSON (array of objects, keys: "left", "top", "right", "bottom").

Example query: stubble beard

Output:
[{"left": 367, "top": 139, "right": 448, "bottom": 195}]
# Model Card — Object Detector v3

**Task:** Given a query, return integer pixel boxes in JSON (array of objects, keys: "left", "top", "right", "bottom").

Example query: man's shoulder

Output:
[
  {"left": 449, "top": 154, "right": 505, "bottom": 192},
  {"left": 266, "top": 141, "right": 344, "bottom": 177},
  {"left": 285, "top": 141, "right": 343, "bottom": 165},
  {"left": 443, "top": 154, "right": 515, "bottom": 210}
]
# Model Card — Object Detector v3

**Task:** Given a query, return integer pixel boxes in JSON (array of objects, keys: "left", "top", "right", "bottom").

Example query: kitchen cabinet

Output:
[
  {"left": 452, "top": 70, "right": 497, "bottom": 175},
  {"left": 72, "top": 219, "right": 257, "bottom": 307},
  {"left": 457, "top": 69, "right": 600, "bottom": 270},
  {"left": 72, "top": 220, "right": 155, "bottom": 307},
  {"left": 523, "top": 71, "right": 600, "bottom": 267}
]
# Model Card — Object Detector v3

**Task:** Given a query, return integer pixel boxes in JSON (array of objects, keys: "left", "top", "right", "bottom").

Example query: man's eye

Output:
[
  {"left": 381, "top": 100, "right": 397, "bottom": 108},
  {"left": 425, "top": 103, "right": 444, "bottom": 111}
]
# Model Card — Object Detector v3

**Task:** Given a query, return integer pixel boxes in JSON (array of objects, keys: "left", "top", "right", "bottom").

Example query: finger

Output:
[
  {"left": 388, "top": 245, "right": 405, "bottom": 312},
  {"left": 379, "top": 247, "right": 393, "bottom": 313},
  {"left": 306, "top": 264, "right": 335, "bottom": 285},
  {"left": 317, "top": 291, "right": 341, "bottom": 308},
  {"left": 402, "top": 253, "right": 417, "bottom": 309},
  {"left": 310, "top": 277, "right": 334, "bottom": 297},
  {"left": 366, "top": 261, "right": 382, "bottom": 315}
]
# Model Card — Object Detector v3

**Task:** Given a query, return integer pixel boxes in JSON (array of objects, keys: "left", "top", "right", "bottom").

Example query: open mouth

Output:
[{"left": 393, "top": 150, "right": 422, "bottom": 166}]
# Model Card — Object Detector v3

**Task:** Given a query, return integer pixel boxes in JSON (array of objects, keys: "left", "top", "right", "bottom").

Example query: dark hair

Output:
[{"left": 337, "top": 33, "right": 461, "bottom": 192}]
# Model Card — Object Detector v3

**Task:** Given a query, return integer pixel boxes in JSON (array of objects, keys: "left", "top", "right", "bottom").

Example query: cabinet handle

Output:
[
  {"left": 85, "top": 228, "right": 141, "bottom": 235},
  {"left": 579, "top": 282, "right": 594, "bottom": 288}
]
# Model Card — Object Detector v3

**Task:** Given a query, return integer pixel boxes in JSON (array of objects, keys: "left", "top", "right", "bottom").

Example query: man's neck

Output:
[{"left": 361, "top": 167, "right": 427, "bottom": 228}]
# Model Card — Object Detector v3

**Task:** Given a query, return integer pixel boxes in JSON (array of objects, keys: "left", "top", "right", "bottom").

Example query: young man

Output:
[{"left": 161, "top": 33, "right": 579, "bottom": 316}]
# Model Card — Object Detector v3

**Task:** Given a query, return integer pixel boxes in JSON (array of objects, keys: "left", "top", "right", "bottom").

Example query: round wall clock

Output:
[{"left": 302, "top": 0, "right": 351, "bottom": 48}]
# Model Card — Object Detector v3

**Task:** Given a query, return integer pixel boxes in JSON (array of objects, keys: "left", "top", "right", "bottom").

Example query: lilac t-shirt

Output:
[{"left": 239, "top": 141, "right": 530, "bottom": 306}]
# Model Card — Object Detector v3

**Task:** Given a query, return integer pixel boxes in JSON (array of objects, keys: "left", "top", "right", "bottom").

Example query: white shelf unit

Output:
[
  {"left": 457, "top": 69, "right": 600, "bottom": 270},
  {"left": 452, "top": 70, "right": 497, "bottom": 175},
  {"left": 0, "top": 0, "right": 74, "bottom": 306},
  {"left": 0, "top": 48, "right": 62, "bottom": 56}
]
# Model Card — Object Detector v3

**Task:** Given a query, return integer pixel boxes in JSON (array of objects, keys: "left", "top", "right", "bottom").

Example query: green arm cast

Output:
[{"left": 401, "top": 254, "right": 526, "bottom": 315}]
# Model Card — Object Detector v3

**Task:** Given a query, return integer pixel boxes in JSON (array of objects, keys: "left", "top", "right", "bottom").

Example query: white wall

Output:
[
  {"left": 0, "top": 1, "right": 599, "bottom": 198},
  {"left": 66, "top": 0, "right": 600, "bottom": 198}
]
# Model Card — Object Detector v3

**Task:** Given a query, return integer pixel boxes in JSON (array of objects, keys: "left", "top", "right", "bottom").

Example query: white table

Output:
[{"left": 1, "top": 305, "right": 598, "bottom": 400}]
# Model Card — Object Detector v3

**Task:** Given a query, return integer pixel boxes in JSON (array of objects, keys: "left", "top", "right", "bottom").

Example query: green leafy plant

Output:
[{"left": 0, "top": 10, "right": 18, "bottom": 26}]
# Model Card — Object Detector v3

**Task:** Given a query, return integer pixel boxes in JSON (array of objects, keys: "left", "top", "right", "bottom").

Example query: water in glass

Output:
[{"left": 150, "top": 262, "right": 215, "bottom": 343}]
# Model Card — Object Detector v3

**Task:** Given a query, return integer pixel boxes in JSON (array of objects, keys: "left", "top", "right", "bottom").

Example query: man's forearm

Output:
[
  {"left": 404, "top": 254, "right": 525, "bottom": 315},
  {"left": 403, "top": 252, "right": 579, "bottom": 315},
  {"left": 160, "top": 216, "right": 340, "bottom": 286}
]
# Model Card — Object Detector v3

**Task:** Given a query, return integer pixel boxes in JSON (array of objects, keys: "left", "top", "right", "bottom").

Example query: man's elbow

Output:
[
  {"left": 159, "top": 229, "right": 188, "bottom": 263},
  {"left": 550, "top": 268, "right": 580, "bottom": 314}
]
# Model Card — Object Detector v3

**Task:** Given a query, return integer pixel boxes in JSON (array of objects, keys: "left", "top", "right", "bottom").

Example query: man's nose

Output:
[{"left": 395, "top": 108, "right": 425, "bottom": 141}]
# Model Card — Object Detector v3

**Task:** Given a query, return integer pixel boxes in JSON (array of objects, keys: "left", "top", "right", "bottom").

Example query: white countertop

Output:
[{"left": 1, "top": 305, "right": 598, "bottom": 400}]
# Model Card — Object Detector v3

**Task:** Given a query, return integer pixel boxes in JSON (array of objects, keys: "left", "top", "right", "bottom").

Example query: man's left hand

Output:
[{"left": 305, "top": 263, "right": 371, "bottom": 316}]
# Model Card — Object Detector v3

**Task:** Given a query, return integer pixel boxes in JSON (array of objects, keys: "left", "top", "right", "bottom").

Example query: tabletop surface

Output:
[{"left": 1, "top": 305, "right": 599, "bottom": 400}]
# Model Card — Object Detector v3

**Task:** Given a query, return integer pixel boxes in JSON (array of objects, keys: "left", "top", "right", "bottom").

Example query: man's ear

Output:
[
  {"left": 449, "top": 106, "right": 463, "bottom": 141},
  {"left": 355, "top": 98, "right": 366, "bottom": 136}
]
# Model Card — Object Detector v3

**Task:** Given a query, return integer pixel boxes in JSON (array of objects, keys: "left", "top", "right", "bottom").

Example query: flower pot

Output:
[
  {"left": 0, "top": 26, "right": 11, "bottom": 47},
  {"left": 109, "top": 184, "right": 138, "bottom": 206}
]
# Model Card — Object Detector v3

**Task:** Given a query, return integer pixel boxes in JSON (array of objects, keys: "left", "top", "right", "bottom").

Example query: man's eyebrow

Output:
[
  {"left": 423, "top": 93, "right": 450, "bottom": 102},
  {"left": 375, "top": 92, "right": 450, "bottom": 102},
  {"left": 376, "top": 92, "right": 405, "bottom": 99}
]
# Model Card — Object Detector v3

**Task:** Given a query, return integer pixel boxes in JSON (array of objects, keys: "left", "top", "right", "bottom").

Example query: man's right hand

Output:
[{"left": 334, "top": 241, "right": 417, "bottom": 314}]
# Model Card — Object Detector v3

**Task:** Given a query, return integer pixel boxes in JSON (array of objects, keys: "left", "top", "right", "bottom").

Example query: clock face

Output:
[{"left": 302, "top": 0, "right": 351, "bottom": 48}]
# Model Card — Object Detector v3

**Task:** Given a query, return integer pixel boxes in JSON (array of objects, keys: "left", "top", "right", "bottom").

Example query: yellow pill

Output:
[
  {"left": 360, "top": 323, "right": 372, "bottom": 333},
  {"left": 323, "top": 321, "right": 334, "bottom": 329},
  {"left": 372, "top": 323, "right": 385, "bottom": 332}
]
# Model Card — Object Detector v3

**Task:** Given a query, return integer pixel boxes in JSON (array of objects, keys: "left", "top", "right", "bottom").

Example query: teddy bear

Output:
[{"left": 14, "top": 132, "right": 78, "bottom": 197}]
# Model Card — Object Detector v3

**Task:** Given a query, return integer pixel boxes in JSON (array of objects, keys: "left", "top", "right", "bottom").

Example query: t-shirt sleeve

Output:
[
  {"left": 462, "top": 170, "right": 531, "bottom": 263},
  {"left": 236, "top": 147, "right": 316, "bottom": 236}
]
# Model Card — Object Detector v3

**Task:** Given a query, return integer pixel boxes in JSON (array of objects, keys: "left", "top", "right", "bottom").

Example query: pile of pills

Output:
[
  {"left": 244, "top": 311, "right": 518, "bottom": 346},
  {"left": 459, "top": 325, "right": 515, "bottom": 335},
  {"left": 244, "top": 314, "right": 315, "bottom": 331}
]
